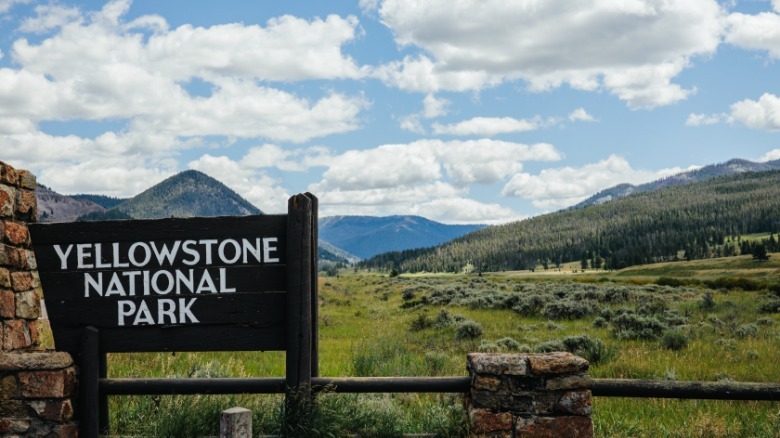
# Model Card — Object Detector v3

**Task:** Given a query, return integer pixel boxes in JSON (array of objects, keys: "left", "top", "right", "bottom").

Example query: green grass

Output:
[{"left": 39, "top": 260, "right": 780, "bottom": 436}]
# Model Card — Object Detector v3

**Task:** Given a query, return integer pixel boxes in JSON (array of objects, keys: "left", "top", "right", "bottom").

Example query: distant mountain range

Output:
[
  {"left": 573, "top": 158, "right": 780, "bottom": 208},
  {"left": 37, "top": 157, "right": 779, "bottom": 268},
  {"left": 35, "top": 170, "right": 481, "bottom": 262},
  {"left": 319, "top": 215, "right": 485, "bottom": 259}
]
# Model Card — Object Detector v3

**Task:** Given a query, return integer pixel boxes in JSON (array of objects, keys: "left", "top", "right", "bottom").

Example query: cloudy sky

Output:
[{"left": 2, "top": 0, "right": 779, "bottom": 223}]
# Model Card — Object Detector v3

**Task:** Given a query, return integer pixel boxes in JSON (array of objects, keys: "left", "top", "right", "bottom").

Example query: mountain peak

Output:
[{"left": 114, "top": 170, "right": 262, "bottom": 219}]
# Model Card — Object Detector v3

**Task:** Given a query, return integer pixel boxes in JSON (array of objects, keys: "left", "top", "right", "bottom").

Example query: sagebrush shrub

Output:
[
  {"left": 409, "top": 313, "right": 432, "bottom": 332},
  {"left": 759, "top": 298, "right": 780, "bottom": 313},
  {"left": 541, "top": 299, "right": 598, "bottom": 320},
  {"left": 735, "top": 323, "right": 759, "bottom": 339},
  {"left": 610, "top": 312, "right": 668, "bottom": 340},
  {"left": 455, "top": 320, "right": 483, "bottom": 340},
  {"left": 661, "top": 329, "right": 688, "bottom": 351}
]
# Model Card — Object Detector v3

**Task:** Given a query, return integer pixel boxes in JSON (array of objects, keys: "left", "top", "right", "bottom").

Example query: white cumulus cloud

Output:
[
  {"left": 726, "top": 8, "right": 780, "bottom": 58},
  {"left": 373, "top": 0, "right": 724, "bottom": 108},
  {"left": 502, "top": 155, "right": 666, "bottom": 210},
  {"left": 729, "top": 93, "right": 780, "bottom": 131}
]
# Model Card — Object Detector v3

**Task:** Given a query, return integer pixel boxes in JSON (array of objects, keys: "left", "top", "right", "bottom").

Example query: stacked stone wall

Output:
[
  {"left": 0, "top": 161, "right": 77, "bottom": 437},
  {"left": 466, "top": 352, "right": 593, "bottom": 438}
]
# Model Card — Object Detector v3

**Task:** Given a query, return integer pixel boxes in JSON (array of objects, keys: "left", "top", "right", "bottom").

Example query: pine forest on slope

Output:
[{"left": 362, "top": 169, "right": 780, "bottom": 273}]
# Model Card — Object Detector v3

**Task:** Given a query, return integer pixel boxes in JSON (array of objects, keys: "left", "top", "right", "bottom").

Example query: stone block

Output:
[
  {"left": 468, "top": 353, "right": 528, "bottom": 376},
  {"left": 0, "top": 244, "right": 19, "bottom": 268},
  {"left": 0, "top": 374, "right": 19, "bottom": 398},
  {"left": 29, "top": 399, "right": 74, "bottom": 422},
  {"left": 0, "top": 267, "right": 9, "bottom": 287},
  {"left": 3, "top": 247, "right": 37, "bottom": 270},
  {"left": 470, "top": 389, "right": 506, "bottom": 410},
  {"left": 21, "top": 248, "right": 36, "bottom": 270},
  {"left": 15, "top": 290, "right": 40, "bottom": 319},
  {"left": 28, "top": 318, "right": 41, "bottom": 347},
  {"left": 0, "top": 288, "right": 14, "bottom": 318},
  {"left": 0, "top": 398, "right": 34, "bottom": 417},
  {"left": 527, "top": 352, "right": 589, "bottom": 376},
  {"left": 0, "top": 162, "right": 19, "bottom": 186},
  {"left": 0, "top": 418, "right": 30, "bottom": 434},
  {"left": 0, "top": 351, "right": 73, "bottom": 371},
  {"left": 516, "top": 416, "right": 593, "bottom": 437},
  {"left": 507, "top": 375, "right": 545, "bottom": 393},
  {"left": 546, "top": 373, "right": 592, "bottom": 391},
  {"left": 4, "top": 221, "right": 29, "bottom": 246},
  {"left": 11, "top": 271, "right": 35, "bottom": 292},
  {"left": 532, "top": 391, "right": 560, "bottom": 415},
  {"left": 469, "top": 408, "right": 513, "bottom": 436},
  {"left": 3, "top": 319, "right": 31, "bottom": 350},
  {"left": 474, "top": 375, "right": 503, "bottom": 391},
  {"left": 555, "top": 390, "right": 592, "bottom": 416},
  {"left": 471, "top": 389, "right": 533, "bottom": 413},
  {"left": 17, "top": 170, "right": 36, "bottom": 190},
  {"left": 18, "top": 368, "right": 76, "bottom": 398},
  {"left": 0, "top": 185, "right": 14, "bottom": 218},
  {"left": 15, "top": 189, "right": 36, "bottom": 221}
]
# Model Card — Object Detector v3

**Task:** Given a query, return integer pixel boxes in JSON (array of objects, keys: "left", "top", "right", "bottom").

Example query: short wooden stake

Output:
[{"left": 220, "top": 407, "right": 252, "bottom": 438}]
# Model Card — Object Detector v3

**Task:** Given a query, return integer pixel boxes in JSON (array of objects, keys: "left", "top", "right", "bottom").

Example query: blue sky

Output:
[{"left": 2, "top": 0, "right": 779, "bottom": 223}]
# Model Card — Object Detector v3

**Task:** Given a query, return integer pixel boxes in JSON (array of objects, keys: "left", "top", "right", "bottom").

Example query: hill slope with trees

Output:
[{"left": 362, "top": 170, "right": 780, "bottom": 273}]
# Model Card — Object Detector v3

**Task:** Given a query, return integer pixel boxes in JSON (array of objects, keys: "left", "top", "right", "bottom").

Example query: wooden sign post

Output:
[{"left": 30, "top": 193, "right": 318, "bottom": 437}]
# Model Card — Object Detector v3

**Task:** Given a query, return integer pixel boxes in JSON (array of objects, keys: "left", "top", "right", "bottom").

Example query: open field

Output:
[{"left": 39, "top": 254, "right": 780, "bottom": 436}]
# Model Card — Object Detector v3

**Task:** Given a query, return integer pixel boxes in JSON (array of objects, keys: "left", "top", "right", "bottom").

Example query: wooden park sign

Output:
[{"left": 30, "top": 193, "right": 318, "bottom": 437}]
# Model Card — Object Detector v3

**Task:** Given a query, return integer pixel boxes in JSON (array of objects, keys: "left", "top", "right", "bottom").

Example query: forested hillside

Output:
[{"left": 363, "top": 170, "right": 780, "bottom": 273}]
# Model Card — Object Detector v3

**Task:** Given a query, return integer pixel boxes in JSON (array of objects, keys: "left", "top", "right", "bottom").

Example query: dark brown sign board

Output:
[
  {"left": 31, "top": 214, "right": 289, "bottom": 353},
  {"left": 30, "top": 193, "right": 318, "bottom": 438}
]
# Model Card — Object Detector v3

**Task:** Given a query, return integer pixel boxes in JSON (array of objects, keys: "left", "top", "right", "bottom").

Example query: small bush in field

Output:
[
  {"left": 455, "top": 320, "right": 483, "bottom": 340},
  {"left": 735, "top": 323, "right": 759, "bottom": 339},
  {"left": 434, "top": 309, "right": 463, "bottom": 328},
  {"left": 759, "top": 298, "right": 780, "bottom": 313},
  {"left": 541, "top": 299, "right": 598, "bottom": 319},
  {"left": 661, "top": 329, "right": 688, "bottom": 351},
  {"left": 495, "top": 336, "right": 522, "bottom": 351},
  {"left": 409, "top": 313, "right": 433, "bottom": 332},
  {"left": 593, "top": 316, "right": 608, "bottom": 328},
  {"left": 610, "top": 312, "right": 668, "bottom": 340},
  {"left": 561, "top": 335, "right": 610, "bottom": 363},
  {"left": 513, "top": 294, "right": 549, "bottom": 316},
  {"left": 534, "top": 339, "right": 565, "bottom": 353},
  {"left": 477, "top": 340, "right": 499, "bottom": 352}
]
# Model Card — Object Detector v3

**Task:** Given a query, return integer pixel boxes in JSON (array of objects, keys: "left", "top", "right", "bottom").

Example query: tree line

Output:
[{"left": 361, "top": 170, "right": 780, "bottom": 273}]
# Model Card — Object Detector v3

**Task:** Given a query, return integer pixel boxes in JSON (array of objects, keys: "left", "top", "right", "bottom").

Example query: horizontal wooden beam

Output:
[
  {"left": 100, "top": 376, "right": 780, "bottom": 401},
  {"left": 591, "top": 378, "right": 780, "bottom": 401}
]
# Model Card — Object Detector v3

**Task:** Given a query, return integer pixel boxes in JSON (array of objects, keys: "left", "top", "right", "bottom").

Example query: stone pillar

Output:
[
  {"left": 0, "top": 162, "right": 40, "bottom": 350},
  {"left": 466, "top": 352, "right": 593, "bottom": 438},
  {"left": 0, "top": 161, "right": 78, "bottom": 437}
]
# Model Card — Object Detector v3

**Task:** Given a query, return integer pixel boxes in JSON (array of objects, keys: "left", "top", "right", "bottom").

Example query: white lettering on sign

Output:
[
  {"left": 52, "top": 236, "right": 280, "bottom": 327},
  {"left": 117, "top": 298, "right": 200, "bottom": 326},
  {"left": 52, "top": 238, "right": 278, "bottom": 270}
]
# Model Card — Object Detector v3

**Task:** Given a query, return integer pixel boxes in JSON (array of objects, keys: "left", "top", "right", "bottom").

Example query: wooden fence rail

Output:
[{"left": 100, "top": 376, "right": 780, "bottom": 401}]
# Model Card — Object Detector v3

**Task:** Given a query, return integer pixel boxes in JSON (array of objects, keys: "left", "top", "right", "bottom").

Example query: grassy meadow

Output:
[{"left": 40, "top": 254, "right": 780, "bottom": 436}]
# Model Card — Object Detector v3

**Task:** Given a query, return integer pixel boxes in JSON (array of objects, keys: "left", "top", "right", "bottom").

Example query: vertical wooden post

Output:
[
  {"left": 99, "top": 352, "right": 109, "bottom": 434},
  {"left": 285, "top": 194, "right": 313, "bottom": 427},
  {"left": 80, "top": 326, "right": 100, "bottom": 438},
  {"left": 306, "top": 193, "right": 319, "bottom": 378}
]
